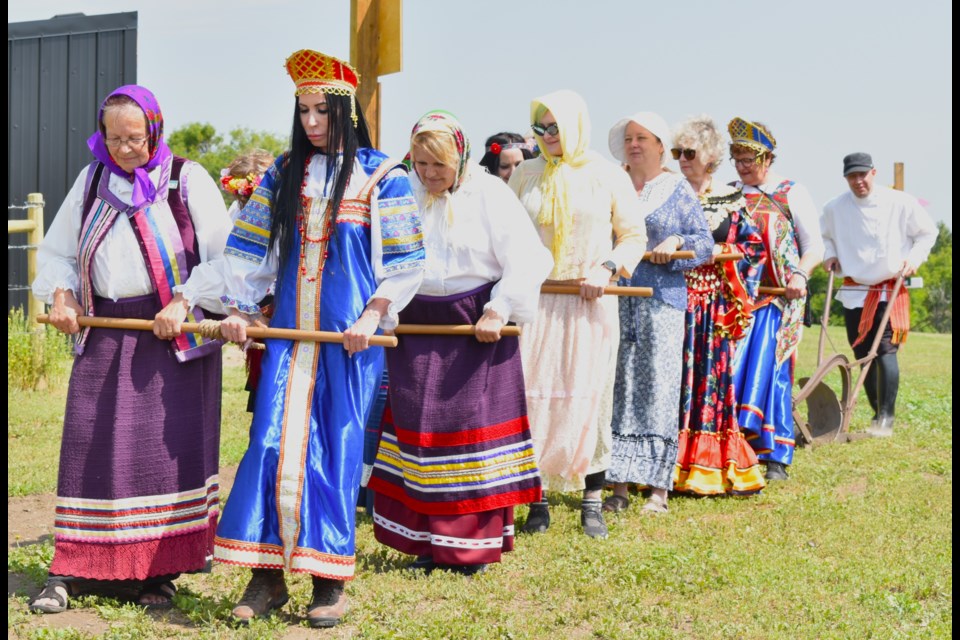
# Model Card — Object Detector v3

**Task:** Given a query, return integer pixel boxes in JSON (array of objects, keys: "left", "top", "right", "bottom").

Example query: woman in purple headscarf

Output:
[{"left": 29, "top": 85, "right": 232, "bottom": 613}]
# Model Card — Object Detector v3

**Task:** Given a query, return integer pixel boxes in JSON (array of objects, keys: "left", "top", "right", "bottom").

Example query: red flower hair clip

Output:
[{"left": 488, "top": 142, "right": 502, "bottom": 155}]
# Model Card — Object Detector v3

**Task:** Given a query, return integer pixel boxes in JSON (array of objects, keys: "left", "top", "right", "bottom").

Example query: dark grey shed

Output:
[{"left": 8, "top": 11, "right": 137, "bottom": 313}]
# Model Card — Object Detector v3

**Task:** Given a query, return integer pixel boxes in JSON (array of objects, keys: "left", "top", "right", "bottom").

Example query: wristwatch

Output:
[{"left": 602, "top": 260, "right": 618, "bottom": 275}]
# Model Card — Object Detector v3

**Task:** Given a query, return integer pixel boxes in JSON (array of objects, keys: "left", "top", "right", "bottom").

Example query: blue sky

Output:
[{"left": 9, "top": 0, "right": 953, "bottom": 226}]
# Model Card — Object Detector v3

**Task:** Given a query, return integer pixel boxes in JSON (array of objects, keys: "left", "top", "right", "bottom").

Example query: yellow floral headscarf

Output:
[{"left": 531, "top": 89, "right": 601, "bottom": 264}]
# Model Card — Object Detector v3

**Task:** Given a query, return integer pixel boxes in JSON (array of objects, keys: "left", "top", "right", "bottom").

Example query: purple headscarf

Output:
[{"left": 86, "top": 85, "right": 172, "bottom": 210}]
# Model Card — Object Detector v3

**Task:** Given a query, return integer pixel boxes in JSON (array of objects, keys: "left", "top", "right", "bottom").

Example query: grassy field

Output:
[{"left": 7, "top": 328, "right": 953, "bottom": 639}]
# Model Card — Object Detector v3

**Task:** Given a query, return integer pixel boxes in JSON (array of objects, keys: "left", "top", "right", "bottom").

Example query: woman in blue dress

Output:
[{"left": 187, "top": 49, "right": 425, "bottom": 629}]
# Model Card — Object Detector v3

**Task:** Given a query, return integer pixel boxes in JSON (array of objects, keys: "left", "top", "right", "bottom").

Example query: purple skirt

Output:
[
  {"left": 368, "top": 283, "right": 541, "bottom": 516},
  {"left": 50, "top": 294, "right": 221, "bottom": 581}
]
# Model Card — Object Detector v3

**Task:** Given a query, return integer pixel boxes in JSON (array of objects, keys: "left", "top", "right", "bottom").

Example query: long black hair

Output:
[{"left": 269, "top": 93, "right": 372, "bottom": 279}]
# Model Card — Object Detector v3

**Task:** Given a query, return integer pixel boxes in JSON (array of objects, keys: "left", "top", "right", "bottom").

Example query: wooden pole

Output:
[
  {"left": 350, "top": 0, "right": 402, "bottom": 149},
  {"left": 36, "top": 315, "right": 399, "bottom": 348},
  {"left": 540, "top": 284, "right": 652, "bottom": 297},
  {"left": 893, "top": 162, "right": 904, "bottom": 191},
  {"left": 26, "top": 193, "right": 45, "bottom": 327},
  {"left": 350, "top": 0, "right": 381, "bottom": 147}
]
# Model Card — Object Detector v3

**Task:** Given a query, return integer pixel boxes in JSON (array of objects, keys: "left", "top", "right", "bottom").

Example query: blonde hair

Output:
[
  {"left": 673, "top": 115, "right": 724, "bottom": 173},
  {"left": 228, "top": 148, "right": 274, "bottom": 179},
  {"left": 411, "top": 129, "right": 459, "bottom": 175}
]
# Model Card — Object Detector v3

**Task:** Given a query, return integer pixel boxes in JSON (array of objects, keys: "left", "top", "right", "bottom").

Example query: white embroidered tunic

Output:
[{"left": 412, "top": 164, "right": 553, "bottom": 323}]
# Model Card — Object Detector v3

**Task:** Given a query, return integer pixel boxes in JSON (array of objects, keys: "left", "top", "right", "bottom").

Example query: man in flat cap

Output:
[{"left": 820, "top": 153, "right": 937, "bottom": 437}]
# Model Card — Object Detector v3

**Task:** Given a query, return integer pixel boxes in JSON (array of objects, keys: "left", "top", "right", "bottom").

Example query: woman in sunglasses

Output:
[
  {"left": 670, "top": 115, "right": 767, "bottom": 497},
  {"left": 601, "top": 112, "right": 713, "bottom": 516},
  {"left": 726, "top": 118, "right": 823, "bottom": 482},
  {"left": 508, "top": 90, "right": 647, "bottom": 539}
]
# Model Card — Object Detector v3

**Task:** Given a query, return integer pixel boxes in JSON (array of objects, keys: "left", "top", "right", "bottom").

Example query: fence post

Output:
[{"left": 26, "top": 193, "right": 45, "bottom": 326}]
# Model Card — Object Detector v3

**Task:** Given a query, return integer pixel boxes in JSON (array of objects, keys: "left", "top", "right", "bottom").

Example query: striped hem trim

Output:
[
  {"left": 373, "top": 512, "right": 512, "bottom": 550},
  {"left": 214, "top": 538, "right": 355, "bottom": 578},
  {"left": 54, "top": 479, "right": 219, "bottom": 542}
]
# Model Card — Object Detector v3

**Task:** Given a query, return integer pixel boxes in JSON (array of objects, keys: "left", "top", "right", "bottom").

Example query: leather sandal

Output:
[
  {"left": 641, "top": 497, "right": 668, "bottom": 515},
  {"left": 29, "top": 579, "right": 71, "bottom": 614},
  {"left": 602, "top": 494, "right": 630, "bottom": 513},
  {"left": 137, "top": 580, "right": 177, "bottom": 610}
]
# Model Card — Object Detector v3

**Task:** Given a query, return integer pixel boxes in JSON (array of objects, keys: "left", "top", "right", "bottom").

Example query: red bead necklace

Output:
[{"left": 297, "top": 152, "right": 335, "bottom": 282}]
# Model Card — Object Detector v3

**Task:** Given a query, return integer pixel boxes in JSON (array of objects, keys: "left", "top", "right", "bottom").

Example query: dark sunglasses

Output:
[
  {"left": 671, "top": 148, "right": 696, "bottom": 161},
  {"left": 531, "top": 122, "right": 560, "bottom": 137}
]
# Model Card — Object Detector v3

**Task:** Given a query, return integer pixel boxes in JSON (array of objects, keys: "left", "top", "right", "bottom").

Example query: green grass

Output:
[{"left": 7, "top": 330, "right": 952, "bottom": 639}]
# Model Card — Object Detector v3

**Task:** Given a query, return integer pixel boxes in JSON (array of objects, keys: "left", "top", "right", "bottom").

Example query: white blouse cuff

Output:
[
  {"left": 368, "top": 297, "right": 400, "bottom": 332},
  {"left": 483, "top": 298, "right": 511, "bottom": 324},
  {"left": 219, "top": 295, "right": 264, "bottom": 317},
  {"left": 32, "top": 268, "right": 80, "bottom": 305}
]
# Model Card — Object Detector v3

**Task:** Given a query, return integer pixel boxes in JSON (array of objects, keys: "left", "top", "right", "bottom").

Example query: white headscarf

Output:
[{"left": 608, "top": 111, "right": 671, "bottom": 166}]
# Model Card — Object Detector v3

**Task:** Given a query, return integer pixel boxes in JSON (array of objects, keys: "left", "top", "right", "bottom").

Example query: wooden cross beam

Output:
[{"left": 350, "top": 0, "right": 402, "bottom": 148}]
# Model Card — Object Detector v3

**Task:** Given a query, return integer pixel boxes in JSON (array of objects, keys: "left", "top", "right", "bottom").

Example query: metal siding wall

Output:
[{"left": 7, "top": 12, "right": 136, "bottom": 313}]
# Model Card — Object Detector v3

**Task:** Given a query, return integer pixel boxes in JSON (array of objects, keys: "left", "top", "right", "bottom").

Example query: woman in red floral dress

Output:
[{"left": 671, "top": 116, "right": 767, "bottom": 495}]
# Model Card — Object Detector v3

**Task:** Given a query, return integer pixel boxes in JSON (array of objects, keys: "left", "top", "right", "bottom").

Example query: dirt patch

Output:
[
  {"left": 835, "top": 477, "right": 868, "bottom": 501},
  {"left": 12, "top": 609, "right": 112, "bottom": 637}
]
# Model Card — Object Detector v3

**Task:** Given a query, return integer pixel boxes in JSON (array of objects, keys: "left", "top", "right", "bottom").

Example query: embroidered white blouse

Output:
[
  {"left": 736, "top": 173, "right": 825, "bottom": 262},
  {"left": 32, "top": 163, "right": 231, "bottom": 306},
  {"left": 412, "top": 164, "right": 554, "bottom": 323}
]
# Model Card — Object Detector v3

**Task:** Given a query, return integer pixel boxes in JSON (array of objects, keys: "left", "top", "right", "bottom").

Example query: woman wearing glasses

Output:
[
  {"left": 726, "top": 117, "right": 823, "bottom": 482},
  {"left": 29, "top": 85, "right": 231, "bottom": 613},
  {"left": 508, "top": 90, "right": 647, "bottom": 539},
  {"left": 602, "top": 112, "right": 712, "bottom": 516},
  {"left": 670, "top": 115, "right": 767, "bottom": 496}
]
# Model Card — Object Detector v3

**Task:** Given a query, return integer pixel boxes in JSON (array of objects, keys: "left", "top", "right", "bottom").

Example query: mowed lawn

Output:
[{"left": 7, "top": 328, "right": 952, "bottom": 639}]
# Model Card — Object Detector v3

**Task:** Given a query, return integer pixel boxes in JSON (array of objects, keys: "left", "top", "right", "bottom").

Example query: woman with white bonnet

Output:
[{"left": 602, "top": 112, "right": 712, "bottom": 516}]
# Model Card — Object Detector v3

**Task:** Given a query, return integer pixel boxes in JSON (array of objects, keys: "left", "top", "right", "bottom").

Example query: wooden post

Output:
[
  {"left": 26, "top": 193, "right": 45, "bottom": 327},
  {"left": 893, "top": 162, "right": 904, "bottom": 191},
  {"left": 350, "top": 0, "right": 402, "bottom": 148}
]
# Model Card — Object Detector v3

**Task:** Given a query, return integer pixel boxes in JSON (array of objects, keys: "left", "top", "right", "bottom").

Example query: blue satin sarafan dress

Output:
[{"left": 213, "top": 149, "right": 424, "bottom": 579}]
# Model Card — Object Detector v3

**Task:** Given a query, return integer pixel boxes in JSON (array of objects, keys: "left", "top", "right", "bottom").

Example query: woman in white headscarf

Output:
[
  {"left": 602, "top": 112, "right": 712, "bottom": 516},
  {"left": 508, "top": 90, "right": 647, "bottom": 539}
]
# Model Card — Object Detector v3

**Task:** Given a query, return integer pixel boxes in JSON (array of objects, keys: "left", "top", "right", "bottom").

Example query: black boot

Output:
[
  {"left": 877, "top": 353, "right": 900, "bottom": 420},
  {"left": 764, "top": 461, "right": 789, "bottom": 481},
  {"left": 521, "top": 501, "right": 550, "bottom": 534},
  {"left": 580, "top": 499, "right": 609, "bottom": 539}
]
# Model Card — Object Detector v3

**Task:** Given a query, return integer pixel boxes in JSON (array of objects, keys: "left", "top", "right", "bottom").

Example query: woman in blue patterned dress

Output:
[{"left": 603, "top": 112, "right": 712, "bottom": 516}]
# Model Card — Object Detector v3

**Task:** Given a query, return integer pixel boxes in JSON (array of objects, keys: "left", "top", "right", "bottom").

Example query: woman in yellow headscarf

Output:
[{"left": 508, "top": 89, "right": 647, "bottom": 539}]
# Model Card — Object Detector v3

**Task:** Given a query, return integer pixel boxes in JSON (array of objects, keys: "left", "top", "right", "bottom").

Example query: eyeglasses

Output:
[
  {"left": 671, "top": 148, "right": 696, "bottom": 161},
  {"left": 531, "top": 123, "right": 560, "bottom": 137},
  {"left": 105, "top": 137, "right": 148, "bottom": 149},
  {"left": 730, "top": 155, "right": 761, "bottom": 168}
]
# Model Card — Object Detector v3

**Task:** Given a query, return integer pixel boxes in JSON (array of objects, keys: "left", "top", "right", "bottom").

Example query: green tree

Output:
[
  {"left": 167, "top": 123, "right": 288, "bottom": 205},
  {"left": 913, "top": 221, "right": 952, "bottom": 333}
]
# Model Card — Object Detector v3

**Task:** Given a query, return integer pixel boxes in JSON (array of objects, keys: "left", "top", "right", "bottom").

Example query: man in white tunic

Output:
[{"left": 820, "top": 152, "right": 937, "bottom": 437}]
